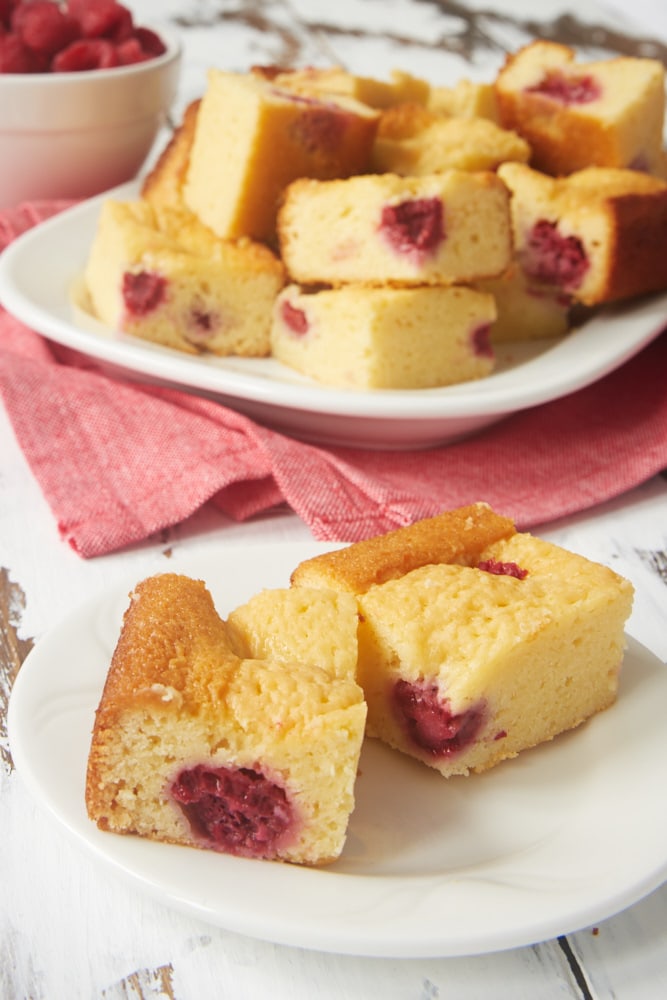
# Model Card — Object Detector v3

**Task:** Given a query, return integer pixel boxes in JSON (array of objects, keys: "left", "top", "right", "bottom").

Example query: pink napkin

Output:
[{"left": 1, "top": 203, "right": 666, "bottom": 558}]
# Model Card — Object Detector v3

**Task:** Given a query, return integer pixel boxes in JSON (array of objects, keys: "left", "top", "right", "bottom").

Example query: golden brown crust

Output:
[
  {"left": 141, "top": 99, "right": 201, "bottom": 208},
  {"left": 569, "top": 170, "right": 667, "bottom": 302},
  {"left": 290, "top": 502, "right": 516, "bottom": 594},
  {"left": 600, "top": 190, "right": 667, "bottom": 300},
  {"left": 89, "top": 574, "right": 237, "bottom": 730},
  {"left": 85, "top": 574, "right": 239, "bottom": 823}
]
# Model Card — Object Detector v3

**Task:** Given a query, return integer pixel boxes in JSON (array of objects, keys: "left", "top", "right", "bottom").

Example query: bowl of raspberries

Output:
[{"left": 0, "top": 0, "right": 181, "bottom": 206}]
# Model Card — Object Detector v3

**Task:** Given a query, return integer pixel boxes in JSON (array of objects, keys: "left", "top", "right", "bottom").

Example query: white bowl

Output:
[{"left": 0, "top": 26, "right": 181, "bottom": 208}]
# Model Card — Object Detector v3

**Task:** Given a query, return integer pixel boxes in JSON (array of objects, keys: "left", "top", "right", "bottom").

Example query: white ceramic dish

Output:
[
  {"left": 8, "top": 541, "right": 667, "bottom": 958},
  {"left": 0, "top": 31, "right": 181, "bottom": 208},
  {"left": 0, "top": 182, "right": 665, "bottom": 449}
]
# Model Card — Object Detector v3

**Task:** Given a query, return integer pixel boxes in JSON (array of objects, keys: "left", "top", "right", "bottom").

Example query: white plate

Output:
[
  {"left": 1, "top": 183, "right": 666, "bottom": 449},
  {"left": 8, "top": 541, "right": 667, "bottom": 958}
]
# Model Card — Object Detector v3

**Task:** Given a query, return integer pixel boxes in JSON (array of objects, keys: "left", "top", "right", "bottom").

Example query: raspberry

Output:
[
  {"left": 65, "top": 0, "right": 130, "bottom": 40},
  {"left": 280, "top": 299, "right": 309, "bottom": 335},
  {"left": 121, "top": 271, "right": 166, "bottom": 316},
  {"left": 171, "top": 764, "right": 294, "bottom": 857},
  {"left": 380, "top": 197, "right": 445, "bottom": 258},
  {"left": 184, "top": 304, "right": 219, "bottom": 345},
  {"left": 104, "top": 5, "right": 133, "bottom": 42},
  {"left": 52, "top": 36, "right": 119, "bottom": 70},
  {"left": 477, "top": 558, "right": 528, "bottom": 579},
  {"left": 527, "top": 70, "right": 601, "bottom": 105},
  {"left": 1, "top": 1, "right": 166, "bottom": 74},
  {"left": 116, "top": 36, "right": 148, "bottom": 65},
  {"left": 13, "top": 2, "right": 80, "bottom": 57},
  {"left": 470, "top": 323, "right": 493, "bottom": 359},
  {"left": 0, "top": 0, "right": 20, "bottom": 31},
  {"left": 524, "top": 219, "right": 590, "bottom": 292},
  {"left": 0, "top": 30, "right": 42, "bottom": 71},
  {"left": 133, "top": 25, "right": 166, "bottom": 57},
  {"left": 393, "top": 679, "right": 486, "bottom": 758}
]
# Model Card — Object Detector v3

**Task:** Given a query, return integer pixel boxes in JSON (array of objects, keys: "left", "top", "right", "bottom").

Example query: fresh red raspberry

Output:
[
  {"left": 13, "top": 1, "right": 80, "bottom": 57},
  {"left": 1, "top": 1, "right": 165, "bottom": 73},
  {"left": 0, "top": 0, "right": 20, "bottom": 31},
  {"left": 115, "top": 36, "right": 148, "bottom": 65},
  {"left": 0, "top": 30, "right": 43, "bottom": 71},
  {"left": 52, "top": 36, "right": 119, "bottom": 70},
  {"left": 104, "top": 5, "right": 133, "bottom": 42},
  {"left": 133, "top": 25, "right": 166, "bottom": 57},
  {"left": 65, "top": 0, "right": 131, "bottom": 40}
]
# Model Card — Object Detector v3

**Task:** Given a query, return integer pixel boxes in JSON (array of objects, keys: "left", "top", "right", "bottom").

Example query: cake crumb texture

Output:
[{"left": 85, "top": 573, "right": 366, "bottom": 866}]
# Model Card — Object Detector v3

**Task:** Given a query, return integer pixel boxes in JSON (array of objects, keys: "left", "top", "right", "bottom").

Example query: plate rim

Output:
[{"left": 7, "top": 540, "right": 667, "bottom": 958}]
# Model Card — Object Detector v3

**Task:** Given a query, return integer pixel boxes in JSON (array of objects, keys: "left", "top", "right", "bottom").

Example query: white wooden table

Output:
[{"left": 2, "top": 1, "right": 667, "bottom": 996}]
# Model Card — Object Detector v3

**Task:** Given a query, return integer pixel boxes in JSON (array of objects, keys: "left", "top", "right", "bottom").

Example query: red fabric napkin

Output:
[{"left": 1, "top": 203, "right": 666, "bottom": 559}]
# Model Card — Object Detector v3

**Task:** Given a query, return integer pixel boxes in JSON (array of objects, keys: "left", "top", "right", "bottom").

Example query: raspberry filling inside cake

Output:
[
  {"left": 379, "top": 197, "right": 444, "bottom": 259},
  {"left": 122, "top": 271, "right": 167, "bottom": 316},
  {"left": 186, "top": 304, "right": 219, "bottom": 343},
  {"left": 523, "top": 220, "right": 590, "bottom": 291},
  {"left": 526, "top": 71, "right": 601, "bottom": 105},
  {"left": 477, "top": 558, "right": 528, "bottom": 579},
  {"left": 392, "top": 679, "right": 486, "bottom": 758},
  {"left": 170, "top": 763, "right": 296, "bottom": 858},
  {"left": 280, "top": 299, "right": 309, "bottom": 335},
  {"left": 470, "top": 322, "right": 494, "bottom": 358}
]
